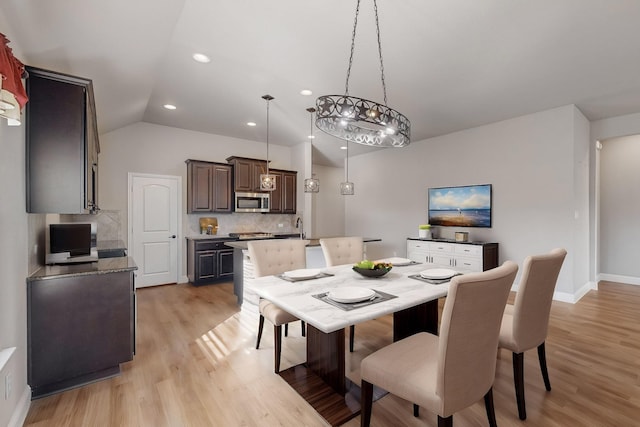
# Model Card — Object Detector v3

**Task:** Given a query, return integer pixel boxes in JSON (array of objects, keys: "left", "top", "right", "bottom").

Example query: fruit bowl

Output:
[{"left": 352, "top": 262, "right": 393, "bottom": 278}]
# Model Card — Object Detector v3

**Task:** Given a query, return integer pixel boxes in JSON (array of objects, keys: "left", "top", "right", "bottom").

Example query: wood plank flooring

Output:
[{"left": 23, "top": 280, "right": 640, "bottom": 426}]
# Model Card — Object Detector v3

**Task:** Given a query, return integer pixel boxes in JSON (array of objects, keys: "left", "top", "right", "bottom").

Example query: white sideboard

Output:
[{"left": 406, "top": 238, "right": 499, "bottom": 273}]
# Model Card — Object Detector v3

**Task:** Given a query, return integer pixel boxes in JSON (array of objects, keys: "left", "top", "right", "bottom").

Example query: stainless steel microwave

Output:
[{"left": 235, "top": 192, "right": 270, "bottom": 213}]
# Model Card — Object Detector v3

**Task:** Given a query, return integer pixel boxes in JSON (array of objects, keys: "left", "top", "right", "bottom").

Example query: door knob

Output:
[{"left": 170, "top": 235, "right": 177, "bottom": 239}]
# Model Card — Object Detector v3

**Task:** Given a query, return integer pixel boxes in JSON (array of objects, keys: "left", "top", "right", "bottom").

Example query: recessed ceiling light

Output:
[
  {"left": 340, "top": 146, "right": 348, "bottom": 150},
  {"left": 247, "top": 122, "right": 257, "bottom": 127},
  {"left": 192, "top": 53, "right": 211, "bottom": 63},
  {"left": 307, "top": 135, "right": 315, "bottom": 139},
  {"left": 300, "top": 89, "right": 313, "bottom": 96},
  {"left": 163, "top": 104, "right": 177, "bottom": 110}
]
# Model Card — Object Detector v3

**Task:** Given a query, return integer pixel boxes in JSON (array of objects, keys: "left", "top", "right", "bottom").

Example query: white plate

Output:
[
  {"left": 420, "top": 268, "right": 458, "bottom": 280},
  {"left": 376, "top": 257, "right": 412, "bottom": 266},
  {"left": 283, "top": 268, "right": 322, "bottom": 280},
  {"left": 328, "top": 287, "right": 376, "bottom": 303}
]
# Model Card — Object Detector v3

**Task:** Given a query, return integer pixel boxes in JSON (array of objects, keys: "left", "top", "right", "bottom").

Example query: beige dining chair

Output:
[
  {"left": 319, "top": 237, "right": 364, "bottom": 352},
  {"left": 248, "top": 239, "right": 309, "bottom": 373},
  {"left": 498, "top": 248, "right": 567, "bottom": 420},
  {"left": 360, "top": 261, "right": 519, "bottom": 427}
]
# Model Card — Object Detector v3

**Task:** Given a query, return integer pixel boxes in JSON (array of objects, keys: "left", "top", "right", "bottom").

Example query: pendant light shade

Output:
[
  {"left": 340, "top": 142, "right": 354, "bottom": 196},
  {"left": 304, "top": 107, "right": 320, "bottom": 193},
  {"left": 260, "top": 94, "right": 277, "bottom": 191},
  {"left": 316, "top": 0, "right": 410, "bottom": 148}
]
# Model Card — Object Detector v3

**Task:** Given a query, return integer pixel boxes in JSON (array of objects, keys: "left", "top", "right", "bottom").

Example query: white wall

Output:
[
  {"left": 0, "top": 120, "right": 30, "bottom": 425},
  {"left": 343, "top": 105, "right": 591, "bottom": 301},
  {"left": 599, "top": 135, "right": 640, "bottom": 279},
  {"left": 312, "top": 164, "right": 345, "bottom": 237}
]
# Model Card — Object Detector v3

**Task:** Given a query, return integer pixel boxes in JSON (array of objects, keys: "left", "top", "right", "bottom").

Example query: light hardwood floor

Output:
[{"left": 24, "top": 280, "right": 640, "bottom": 426}]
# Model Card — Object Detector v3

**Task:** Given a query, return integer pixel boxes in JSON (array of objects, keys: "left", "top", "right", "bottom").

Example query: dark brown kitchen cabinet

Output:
[
  {"left": 226, "top": 156, "right": 269, "bottom": 192},
  {"left": 187, "top": 238, "right": 236, "bottom": 285},
  {"left": 185, "top": 160, "right": 232, "bottom": 213},
  {"left": 269, "top": 169, "right": 297, "bottom": 214},
  {"left": 27, "top": 263, "right": 136, "bottom": 398},
  {"left": 25, "top": 66, "right": 100, "bottom": 213}
]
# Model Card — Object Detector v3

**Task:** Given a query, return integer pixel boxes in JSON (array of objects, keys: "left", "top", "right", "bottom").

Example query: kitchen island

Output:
[{"left": 225, "top": 237, "right": 381, "bottom": 307}]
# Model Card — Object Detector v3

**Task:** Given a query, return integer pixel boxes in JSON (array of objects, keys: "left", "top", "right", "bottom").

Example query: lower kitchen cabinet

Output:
[
  {"left": 406, "top": 238, "right": 498, "bottom": 272},
  {"left": 187, "top": 238, "right": 236, "bottom": 285},
  {"left": 27, "top": 259, "right": 137, "bottom": 398}
]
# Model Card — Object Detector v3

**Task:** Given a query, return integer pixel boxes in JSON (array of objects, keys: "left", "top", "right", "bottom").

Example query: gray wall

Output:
[
  {"left": 345, "top": 105, "right": 591, "bottom": 301},
  {"left": 599, "top": 135, "right": 640, "bottom": 278}
]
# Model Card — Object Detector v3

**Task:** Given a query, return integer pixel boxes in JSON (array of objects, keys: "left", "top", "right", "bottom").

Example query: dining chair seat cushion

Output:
[
  {"left": 259, "top": 299, "right": 298, "bottom": 326},
  {"left": 361, "top": 332, "right": 440, "bottom": 413}
]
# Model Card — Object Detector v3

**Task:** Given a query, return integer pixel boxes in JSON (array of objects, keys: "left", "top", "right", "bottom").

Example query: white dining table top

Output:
[{"left": 250, "top": 263, "right": 450, "bottom": 334}]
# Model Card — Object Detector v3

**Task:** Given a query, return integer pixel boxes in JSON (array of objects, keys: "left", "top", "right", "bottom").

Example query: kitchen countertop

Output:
[
  {"left": 185, "top": 233, "right": 301, "bottom": 241},
  {"left": 28, "top": 257, "right": 138, "bottom": 281},
  {"left": 225, "top": 237, "right": 382, "bottom": 249}
]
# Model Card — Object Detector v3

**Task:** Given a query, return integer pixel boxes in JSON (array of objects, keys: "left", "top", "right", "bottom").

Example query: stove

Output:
[{"left": 228, "top": 232, "right": 275, "bottom": 240}]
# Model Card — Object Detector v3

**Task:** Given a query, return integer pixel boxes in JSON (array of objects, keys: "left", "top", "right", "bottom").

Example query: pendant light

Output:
[
  {"left": 304, "top": 107, "right": 320, "bottom": 193},
  {"left": 316, "top": 0, "right": 410, "bottom": 148},
  {"left": 340, "top": 142, "right": 354, "bottom": 195},
  {"left": 260, "top": 94, "right": 277, "bottom": 191}
]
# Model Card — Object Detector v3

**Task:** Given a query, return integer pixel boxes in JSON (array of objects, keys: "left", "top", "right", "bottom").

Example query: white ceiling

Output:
[{"left": 4, "top": 0, "right": 640, "bottom": 167}]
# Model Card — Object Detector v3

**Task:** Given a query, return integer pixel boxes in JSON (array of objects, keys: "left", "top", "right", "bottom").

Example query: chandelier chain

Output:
[
  {"left": 344, "top": 0, "right": 388, "bottom": 105},
  {"left": 373, "top": 0, "right": 388, "bottom": 106}
]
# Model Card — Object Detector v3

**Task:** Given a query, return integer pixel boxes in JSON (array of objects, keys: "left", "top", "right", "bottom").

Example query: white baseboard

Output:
[
  {"left": 512, "top": 281, "right": 595, "bottom": 304},
  {"left": 8, "top": 385, "right": 31, "bottom": 427},
  {"left": 179, "top": 274, "right": 189, "bottom": 284},
  {"left": 598, "top": 273, "right": 640, "bottom": 286}
]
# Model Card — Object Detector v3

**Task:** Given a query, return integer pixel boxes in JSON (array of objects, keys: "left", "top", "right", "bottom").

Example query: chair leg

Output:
[
  {"left": 538, "top": 342, "right": 552, "bottom": 391},
  {"left": 484, "top": 387, "right": 497, "bottom": 427},
  {"left": 413, "top": 404, "right": 419, "bottom": 417},
  {"left": 301, "top": 320, "right": 306, "bottom": 337},
  {"left": 437, "top": 415, "right": 453, "bottom": 427},
  {"left": 274, "top": 325, "right": 282, "bottom": 373},
  {"left": 360, "top": 380, "right": 374, "bottom": 427},
  {"left": 513, "top": 351, "right": 527, "bottom": 420},
  {"left": 284, "top": 323, "right": 288, "bottom": 337},
  {"left": 256, "top": 315, "right": 265, "bottom": 349},
  {"left": 350, "top": 325, "right": 355, "bottom": 352}
]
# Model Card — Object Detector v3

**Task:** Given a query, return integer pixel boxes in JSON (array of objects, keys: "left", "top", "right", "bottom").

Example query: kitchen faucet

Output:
[{"left": 296, "top": 217, "right": 304, "bottom": 239}]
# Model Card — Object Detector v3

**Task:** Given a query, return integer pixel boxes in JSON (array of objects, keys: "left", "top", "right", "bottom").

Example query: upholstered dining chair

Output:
[
  {"left": 320, "top": 237, "right": 364, "bottom": 352},
  {"left": 360, "top": 261, "right": 519, "bottom": 427},
  {"left": 247, "top": 239, "right": 309, "bottom": 373},
  {"left": 498, "top": 248, "right": 567, "bottom": 420}
]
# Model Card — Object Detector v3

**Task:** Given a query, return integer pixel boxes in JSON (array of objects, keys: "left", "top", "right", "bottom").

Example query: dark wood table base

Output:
[{"left": 278, "top": 299, "right": 440, "bottom": 426}]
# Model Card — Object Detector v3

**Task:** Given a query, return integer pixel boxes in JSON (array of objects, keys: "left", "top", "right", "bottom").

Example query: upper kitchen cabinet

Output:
[
  {"left": 269, "top": 169, "right": 297, "bottom": 214},
  {"left": 25, "top": 66, "right": 100, "bottom": 213},
  {"left": 226, "top": 156, "right": 268, "bottom": 192},
  {"left": 186, "top": 160, "right": 232, "bottom": 213}
]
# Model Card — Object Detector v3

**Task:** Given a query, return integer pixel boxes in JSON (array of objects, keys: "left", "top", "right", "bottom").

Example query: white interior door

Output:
[{"left": 129, "top": 173, "right": 180, "bottom": 288}]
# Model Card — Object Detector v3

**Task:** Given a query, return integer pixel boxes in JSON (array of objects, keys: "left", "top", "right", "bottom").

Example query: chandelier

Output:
[
  {"left": 316, "top": 0, "right": 410, "bottom": 148},
  {"left": 260, "top": 94, "right": 277, "bottom": 191}
]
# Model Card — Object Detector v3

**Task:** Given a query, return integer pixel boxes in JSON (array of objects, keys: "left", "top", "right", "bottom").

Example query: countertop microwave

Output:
[{"left": 235, "top": 192, "right": 270, "bottom": 213}]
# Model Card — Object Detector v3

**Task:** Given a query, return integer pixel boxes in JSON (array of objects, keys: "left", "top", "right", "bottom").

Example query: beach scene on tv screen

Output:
[{"left": 428, "top": 185, "right": 491, "bottom": 227}]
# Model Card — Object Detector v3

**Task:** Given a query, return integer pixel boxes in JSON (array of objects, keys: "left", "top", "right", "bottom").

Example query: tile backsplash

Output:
[
  {"left": 61, "top": 210, "right": 123, "bottom": 241},
  {"left": 186, "top": 213, "right": 298, "bottom": 236}
]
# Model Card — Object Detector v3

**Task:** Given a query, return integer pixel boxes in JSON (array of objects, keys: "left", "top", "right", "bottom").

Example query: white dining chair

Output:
[
  {"left": 320, "top": 237, "right": 364, "bottom": 352},
  {"left": 248, "top": 239, "right": 309, "bottom": 372}
]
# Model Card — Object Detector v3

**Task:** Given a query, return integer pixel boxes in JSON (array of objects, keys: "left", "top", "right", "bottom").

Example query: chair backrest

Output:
[
  {"left": 437, "top": 261, "right": 518, "bottom": 417},
  {"left": 511, "top": 248, "right": 567, "bottom": 350},
  {"left": 319, "top": 237, "right": 364, "bottom": 267},
  {"left": 247, "top": 239, "right": 308, "bottom": 278}
]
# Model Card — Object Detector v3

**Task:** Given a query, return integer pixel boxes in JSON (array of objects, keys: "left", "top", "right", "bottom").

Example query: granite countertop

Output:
[
  {"left": 225, "top": 237, "right": 381, "bottom": 249},
  {"left": 28, "top": 256, "right": 138, "bottom": 281},
  {"left": 407, "top": 237, "right": 497, "bottom": 245}
]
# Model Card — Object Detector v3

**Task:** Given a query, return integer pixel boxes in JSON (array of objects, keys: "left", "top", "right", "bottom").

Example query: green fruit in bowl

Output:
[{"left": 355, "top": 260, "right": 375, "bottom": 269}]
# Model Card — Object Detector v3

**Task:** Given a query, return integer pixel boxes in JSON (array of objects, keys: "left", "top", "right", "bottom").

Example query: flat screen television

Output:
[
  {"left": 428, "top": 184, "right": 492, "bottom": 228},
  {"left": 46, "top": 222, "right": 98, "bottom": 264}
]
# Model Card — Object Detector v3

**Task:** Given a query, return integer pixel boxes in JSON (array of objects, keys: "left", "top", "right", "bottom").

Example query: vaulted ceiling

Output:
[{"left": 4, "top": 1, "right": 640, "bottom": 166}]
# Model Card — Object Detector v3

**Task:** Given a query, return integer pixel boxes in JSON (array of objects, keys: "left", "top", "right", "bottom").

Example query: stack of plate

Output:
[
  {"left": 419, "top": 268, "right": 458, "bottom": 280},
  {"left": 327, "top": 287, "right": 376, "bottom": 303}
]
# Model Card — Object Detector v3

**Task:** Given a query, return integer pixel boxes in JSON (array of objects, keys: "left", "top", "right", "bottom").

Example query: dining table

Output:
[{"left": 250, "top": 261, "right": 453, "bottom": 426}]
